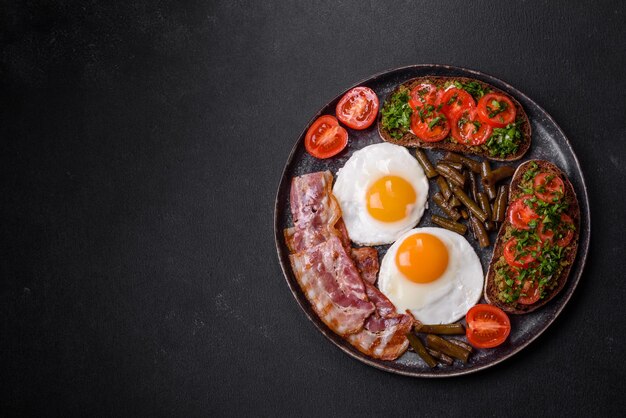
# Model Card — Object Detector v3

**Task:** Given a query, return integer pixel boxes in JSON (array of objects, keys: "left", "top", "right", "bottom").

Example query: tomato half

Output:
[
  {"left": 408, "top": 83, "right": 440, "bottom": 110},
  {"left": 477, "top": 93, "right": 516, "bottom": 128},
  {"left": 537, "top": 213, "right": 575, "bottom": 247},
  {"left": 450, "top": 109, "right": 493, "bottom": 146},
  {"left": 335, "top": 87, "right": 379, "bottom": 130},
  {"left": 517, "top": 279, "right": 541, "bottom": 305},
  {"left": 304, "top": 115, "right": 348, "bottom": 159},
  {"left": 466, "top": 304, "right": 511, "bottom": 349},
  {"left": 440, "top": 88, "right": 476, "bottom": 120},
  {"left": 410, "top": 110, "right": 449, "bottom": 142},
  {"left": 503, "top": 238, "right": 539, "bottom": 268},
  {"left": 508, "top": 195, "right": 539, "bottom": 230},
  {"left": 533, "top": 173, "right": 565, "bottom": 202}
]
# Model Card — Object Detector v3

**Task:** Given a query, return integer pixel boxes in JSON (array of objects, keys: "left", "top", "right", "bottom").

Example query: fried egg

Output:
[
  {"left": 378, "top": 227, "right": 483, "bottom": 324},
  {"left": 332, "top": 143, "right": 429, "bottom": 246}
]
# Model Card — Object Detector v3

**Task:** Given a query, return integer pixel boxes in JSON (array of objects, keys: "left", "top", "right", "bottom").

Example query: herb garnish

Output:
[
  {"left": 380, "top": 90, "right": 412, "bottom": 139},
  {"left": 453, "top": 80, "right": 488, "bottom": 99},
  {"left": 486, "top": 123, "right": 521, "bottom": 158}
]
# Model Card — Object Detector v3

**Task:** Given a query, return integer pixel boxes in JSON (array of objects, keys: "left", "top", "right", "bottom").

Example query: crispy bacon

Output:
[
  {"left": 350, "top": 247, "right": 380, "bottom": 285},
  {"left": 285, "top": 170, "right": 411, "bottom": 360},
  {"left": 289, "top": 236, "right": 375, "bottom": 336},
  {"left": 346, "top": 283, "right": 414, "bottom": 360},
  {"left": 287, "top": 171, "right": 343, "bottom": 253}
]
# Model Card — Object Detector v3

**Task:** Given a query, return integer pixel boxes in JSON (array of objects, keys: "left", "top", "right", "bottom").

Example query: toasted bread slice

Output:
[
  {"left": 484, "top": 160, "right": 580, "bottom": 314},
  {"left": 377, "top": 76, "right": 531, "bottom": 161}
]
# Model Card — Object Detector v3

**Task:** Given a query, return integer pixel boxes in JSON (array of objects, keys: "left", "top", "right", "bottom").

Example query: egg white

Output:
[
  {"left": 332, "top": 143, "right": 429, "bottom": 246},
  {"left": 378, "top": 227, "right": 483, "bottom": 324}
]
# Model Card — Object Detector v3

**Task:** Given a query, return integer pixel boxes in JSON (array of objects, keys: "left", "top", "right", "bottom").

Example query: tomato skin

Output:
[
  {"left": 537, "top": 214, "right": 575, "bottom": 247},
  {"left": 508, "top": 195, "right": 539, "bottom": 230},
  {"left": 410, "top": 111, "right": 450, "bottom": 142},
  {"left": 335, "top": 87, "right": 379, "bottom": 130},
  {"left": 477, "top": 93, "right": 516, "bottom": 128},
  {"left": 517, "top": 279, "right": 541, "bottom": 305},
  {"left": 450, "top": 109, "right": 493, "bottom": 146},
  {"left": 533, "top": 173, "right": 565, "bottom": 202},
  {"left": 440, "top": 88, "right": 476, "bottom": 120},
  {"left": 408, "top": 83, "right": 440, "bottom": 110},
  {"left": 503, "top": 238, "right": 539, "bottom": 268},
  {"left": 304, "top": 115, "right": 348, "bottom": 159},
  {"left": 465, "top": 304, "right": 511, "bottom": 349}
]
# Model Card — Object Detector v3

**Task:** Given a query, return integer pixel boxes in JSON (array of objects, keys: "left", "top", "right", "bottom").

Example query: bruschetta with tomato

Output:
[
  {"left": 378, "top": 76, "right": 531, "bottom": 161},
  {"left": 484, "top": 160, "right": 580, "bottom": 314}
]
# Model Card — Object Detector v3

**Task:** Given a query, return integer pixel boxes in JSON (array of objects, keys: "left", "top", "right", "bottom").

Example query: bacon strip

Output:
[
  {"left": 346, "top": 283, "right": 413, "bottom": 360},
  {"left": 287, "top": 171, "right": 344, "bottom": 253},
  {"left": 289, "top": 236, "right": 375, "bottom": 336},
  {"left": 350, "top": 247, "right": 380, "bottom": 285}
]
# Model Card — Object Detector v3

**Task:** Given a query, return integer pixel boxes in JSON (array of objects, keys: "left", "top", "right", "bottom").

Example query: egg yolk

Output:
[
  {"left": 395, "top": 233, "right": 449, "bottom": 283},
  {"left": 366, "top": 175, "right": 417, "bottom": 222}
]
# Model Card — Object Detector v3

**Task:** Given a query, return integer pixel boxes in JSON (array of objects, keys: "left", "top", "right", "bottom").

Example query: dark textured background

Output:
[{"left": 1, "top": 1, "right": 625, "bottom": 416}]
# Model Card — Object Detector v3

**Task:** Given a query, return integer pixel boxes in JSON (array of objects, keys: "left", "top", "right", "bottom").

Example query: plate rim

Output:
[{"left": 273, "top": 64, "right": 591, "bottom": 377}]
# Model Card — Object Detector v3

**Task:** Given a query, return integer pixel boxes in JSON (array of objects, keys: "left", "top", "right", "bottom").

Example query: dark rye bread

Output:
[
  {"left": 377, "top": 76, "right": 531, "bottom": 161},
  {"left": 484, "top": 160, "right": 580, "bottom": 314}
]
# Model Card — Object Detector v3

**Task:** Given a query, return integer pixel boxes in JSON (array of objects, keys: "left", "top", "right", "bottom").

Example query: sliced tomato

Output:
[
  {"left": 466, "top": 304, "right": 511, "bottom": 349},
  {"left": 440, "top": 88, "right": 476, "bottom": 120},
  {"left": 304, "top": 115, "right": 348, "bottom": 159},
  {"left": 450, "top": 108, "right": 493, "bottom": 146},
  {"left": 508, "top": 195, "right": 539, "bottom": 230},
  {"left": 410, "top": 110, "right": 449, "bottom": 142},
  {"left": 408, "top": 83, "right": 440, "bottom": 110},
  {"left": 533, "top": 173, "right": 565, "bottom": 202},
  {"left": 537, "top": 213, "right": 575, "bottom": 247},
  {"left": 517, "top": 279, "right": 541, "bottom": 305},
  {"left": 335, "top": 87, "right": 379, "bottom": 130},
  {"left": 503, "top": 238, "right": 539, "bottom": 268},
  {"left": 477, "top": 93, "right": 516, "bottom": 128}
]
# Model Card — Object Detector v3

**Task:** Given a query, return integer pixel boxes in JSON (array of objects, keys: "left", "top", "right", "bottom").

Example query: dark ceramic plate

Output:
[{"left": 274, "top": 65, "right": 590, "bottom": 377}]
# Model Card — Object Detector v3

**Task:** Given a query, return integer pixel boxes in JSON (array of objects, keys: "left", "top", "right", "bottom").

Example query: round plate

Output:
[{"left": 274, "top": 64, "right": 590, "bottom": 377}]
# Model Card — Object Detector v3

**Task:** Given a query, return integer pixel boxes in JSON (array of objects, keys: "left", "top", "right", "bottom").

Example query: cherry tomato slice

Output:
[
  {"left": 440, "top": 88, "right": 476, "bottom": 120},
  {"left": 410, "top": 110, "right": 449, "bottom": 142},
  {"left": 450, "top": 108, "right": 493, "bottom": 146},
  {"left": 517, "top": 279, "right": 541, "bottom": 305},
  {"left": 537, "top": 213, "right": 575, "bottom": 247},
  {"left": 466, "top": 304, "right": 511, "bottom": 349},
  {"left": 304, "top": 115, "right": 348, "bottom": 159},
  {"left": 508, "top": 195, "right": 539, "bottom": 230},
  {"left": 477, "top": 93, "right": 516, "bottom": 128},
  {"left": 408, "top": 83, "right": 440, "bottom": 110},
  {"left": 533, "top": 172, "right": 565, "bottom": 202},
  {"left": 503, "top": 238, "right": 539, "bottom": 268},
  {"left": 335, "top": 87, "right": 379, "bottom": 130}
]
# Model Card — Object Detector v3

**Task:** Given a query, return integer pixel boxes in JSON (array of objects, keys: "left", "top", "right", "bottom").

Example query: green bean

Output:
[
  {"left": 425, "top": 334, "right": 470, "bottom": 363},
  {"left": 482, "top": 165, "right": 515, "bottom": 188},
  {"left": 480, "top": 161, "right": 497, "bottom": 201},
  {"left": 469, "top": 214, "right": 490, "bottom": 248},
  {"left": 449, "top": 339, "right": 473, "bottom": 353},
  {"left": 442, "top": 151, "right": 463, "bottom": 164},
  {"left": 432, "top": 193, "right": 461, "bottom": 222},
  {"left": 477, "top": 192, "right": 495, "bottom": 231},
  {"left": 436, "top": 176, "right": 452, "bottom": 200},
  {"left": 451, "top": 186, "right": 488, "bottom": 222},
  {"left": 414, "top": 149, "right": 438, "bottom": 178},
  {"left": 416, "top": 323, "right": 465, "bottom": 335},
  {"left": 431, "top": 215, "right": 467, "bottom": 235},
  {"left": 440, "top": 161, "right": 463, "bottom": 172},
  {"left": 436, "top": 164, "right": 465, "bottom": 187},
  {"left": 407, "top": 333, "right": 437, "bottom": 368},
  {"left": 460, "top": 156, "right": 481, "bottom": 173},
  {"left": 468, "top": 171, "right": 479, "bottom": 201},
  {"left": 449, "top": 195, "right": 462, "bottom": 208},
  {"left": 425, "top": 348, "right": 454, "bottom": 366},
  {"left": 493, "top": 184, "right": 509, "bottom": 222}
]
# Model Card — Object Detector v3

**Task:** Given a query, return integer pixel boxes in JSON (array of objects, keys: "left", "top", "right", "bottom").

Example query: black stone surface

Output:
[{"left": 1, "top": 1, "right": 625, "bottom": 416}]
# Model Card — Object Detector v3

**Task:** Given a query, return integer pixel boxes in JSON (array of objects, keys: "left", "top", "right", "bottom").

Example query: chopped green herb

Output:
[
  {"left": 380, "top": 90, "right": 412, "bottom": 139},
  {"left": 453, "top": 80, "right": 489, "bottom": 99},
  {"left": 486, "top": 123, "right": 521, "bottom": 158}
]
